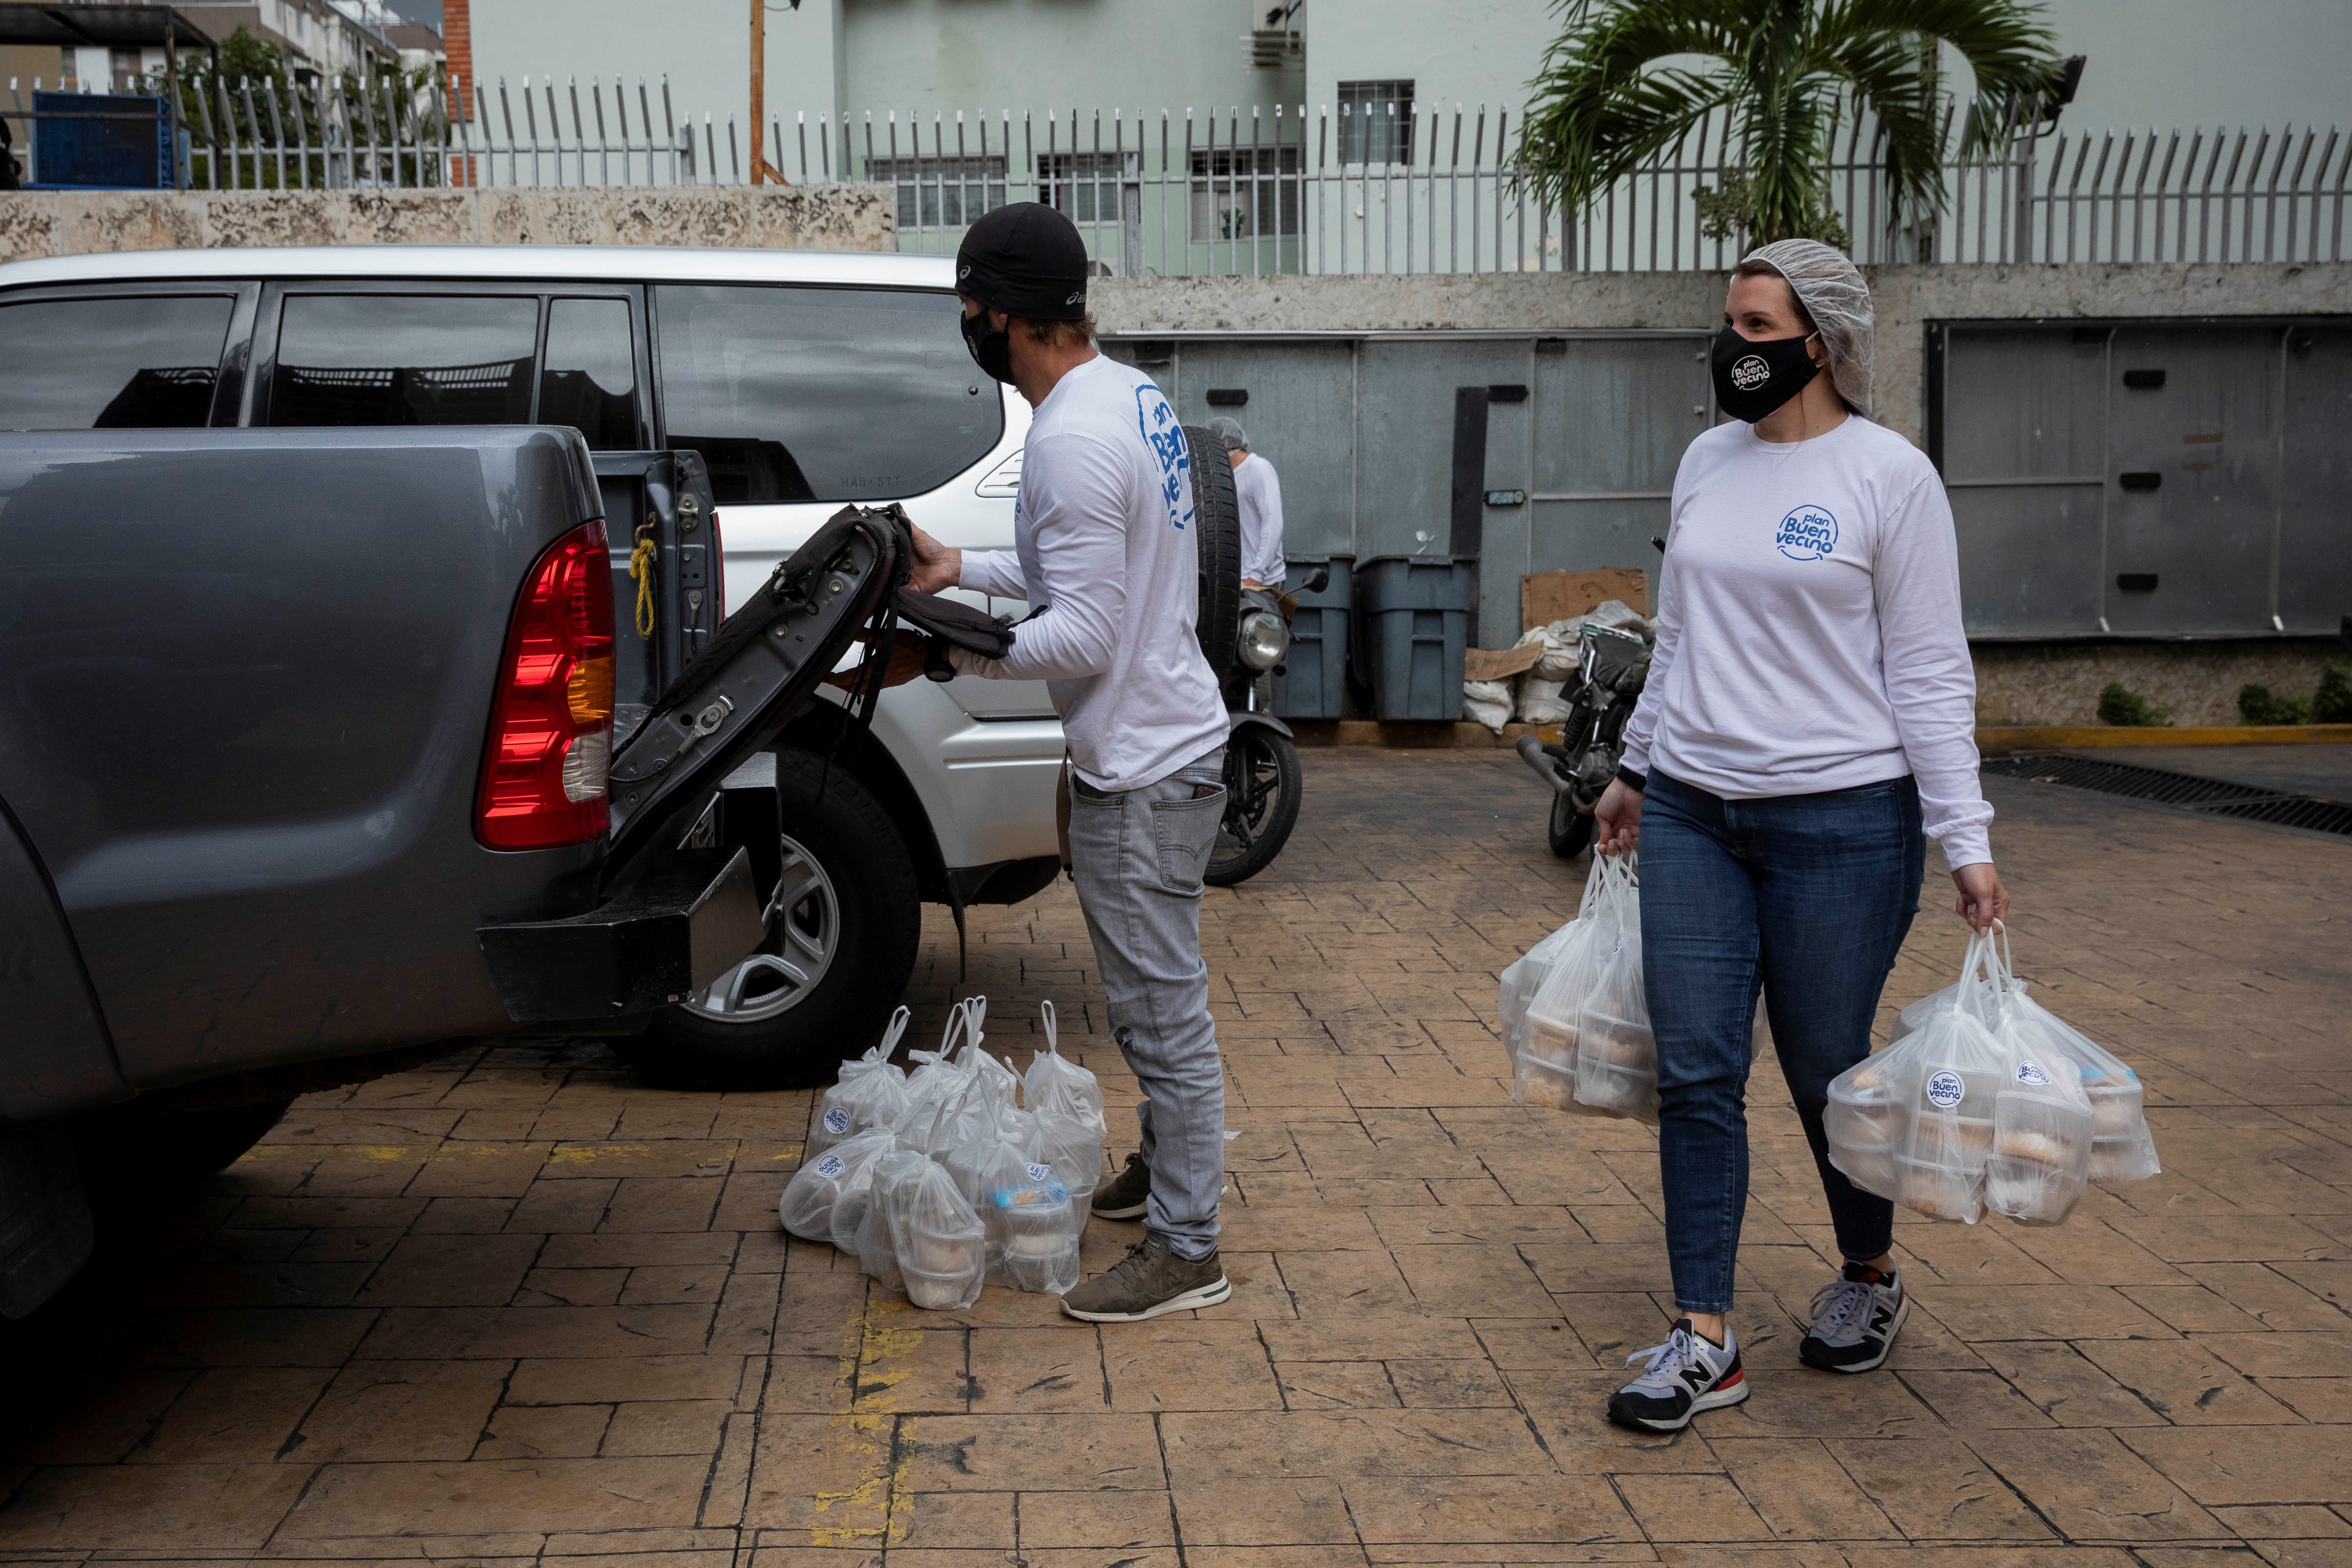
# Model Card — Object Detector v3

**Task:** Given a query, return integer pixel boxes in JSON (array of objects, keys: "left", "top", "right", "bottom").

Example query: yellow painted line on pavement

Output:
[{"left": 808, "top": 1297, "right": 921, "bottom": 1545}]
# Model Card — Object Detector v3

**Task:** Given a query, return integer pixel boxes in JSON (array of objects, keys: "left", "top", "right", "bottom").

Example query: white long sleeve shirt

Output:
[
  {"left": 1233, "top": 452, "right": 1287, "bottom": 586},
  {"left": 953, "top": 354, "right": 1228, "bottom": 793},
  {"left": 1620, "top": 414, "right": 1994, "bottom": 868}
]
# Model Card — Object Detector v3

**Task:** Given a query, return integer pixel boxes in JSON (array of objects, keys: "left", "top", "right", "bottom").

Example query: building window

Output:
[
  {"left": 1337, "top": 80, "right": 1415, "bottom": 166},
  {"left": 1189, "top": 147, "right": 1301, "bottom": 242},
  {"left": 866, "top": 155, "right": 1008, "bottom": 230},
  {"left": 1040, "top": 151, "right": 1137, "bottom": 225}
]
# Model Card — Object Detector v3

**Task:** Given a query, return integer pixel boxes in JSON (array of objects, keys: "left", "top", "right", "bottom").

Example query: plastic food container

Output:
[{"left": 1515, "top": 1056, "right": 1577, "bottom": 1110}]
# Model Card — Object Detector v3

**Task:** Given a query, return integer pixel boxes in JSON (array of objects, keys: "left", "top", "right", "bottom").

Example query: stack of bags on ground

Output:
[
  {"left": 1826, "top": 929, "right": 2161, "bottom": 1226},
  {"left": 779, "top": 997, "right": 1109, "bottom": 1310},
  {"left": 1464, "top": 600, "right": 1655, "bottom": 733}
]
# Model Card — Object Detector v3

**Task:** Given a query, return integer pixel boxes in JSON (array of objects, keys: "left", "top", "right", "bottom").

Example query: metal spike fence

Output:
[{"left": 10, "top": 72, "right": 2345, "bottom": 273}]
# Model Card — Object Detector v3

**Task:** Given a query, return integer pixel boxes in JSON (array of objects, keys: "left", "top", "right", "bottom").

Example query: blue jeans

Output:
[{"left": 1638, "top": 768, "right": 1924, "bottom": 1314}]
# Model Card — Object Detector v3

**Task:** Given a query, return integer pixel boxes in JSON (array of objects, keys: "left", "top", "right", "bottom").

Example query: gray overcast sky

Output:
[{"left": 390, "top": 0, "right": 442, "bottom": 27}]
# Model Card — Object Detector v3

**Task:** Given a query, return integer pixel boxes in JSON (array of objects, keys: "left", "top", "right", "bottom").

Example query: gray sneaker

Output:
[
  {"left": 1060, "top": 1234, "right": 1232, "bottom": 1322},
  {"left": 1091, "top": 1151, "right": 1151, "bottom": 1220}
]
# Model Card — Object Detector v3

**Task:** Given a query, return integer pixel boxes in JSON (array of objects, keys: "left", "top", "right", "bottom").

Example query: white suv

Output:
[{"left": 0, "top": 244, "right": 1057, "bottom": 1082}]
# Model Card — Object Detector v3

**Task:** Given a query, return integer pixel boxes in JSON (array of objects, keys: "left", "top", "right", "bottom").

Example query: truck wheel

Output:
[
  {"left": 1185, "top": 425, "right": 1242, "bottom": 685},
  {"left": 620, "top": 745, "right": 921, "bottom": 1089}
]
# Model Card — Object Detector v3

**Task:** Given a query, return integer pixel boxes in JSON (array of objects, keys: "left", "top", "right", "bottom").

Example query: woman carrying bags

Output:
[{"left": 1591, "top": 240, "right": 2009, "bottom": 1433}]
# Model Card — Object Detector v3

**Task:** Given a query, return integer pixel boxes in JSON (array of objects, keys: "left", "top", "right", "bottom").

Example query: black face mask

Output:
[
  {"left": 1710, "top": 325, "right": 1821, "bottom": 422},
  {"left": 961, "top": 308, "right": 1014, "bottom": 384}
]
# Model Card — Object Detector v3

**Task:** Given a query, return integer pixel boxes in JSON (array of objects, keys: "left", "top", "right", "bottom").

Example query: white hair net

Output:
[
  {"left": 1742, "top": 239, "right": 1874, "bottom": 416},
  {"left": 1207, "top": 415, "right": 1249, "bottom": 452}
]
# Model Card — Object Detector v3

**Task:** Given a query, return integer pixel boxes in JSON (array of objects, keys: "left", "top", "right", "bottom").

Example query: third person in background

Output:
[
  {"left": 1590, "top": 239, "right": 2008, "bottom": 1434},
  {"left": 1210, "top": 416, "right": 1285, "bottom": 591}
]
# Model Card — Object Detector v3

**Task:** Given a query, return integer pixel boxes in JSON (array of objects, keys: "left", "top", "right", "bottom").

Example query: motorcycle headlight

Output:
[{"left": 1237, "top": 608, "right": 1288, "bottom": 670}]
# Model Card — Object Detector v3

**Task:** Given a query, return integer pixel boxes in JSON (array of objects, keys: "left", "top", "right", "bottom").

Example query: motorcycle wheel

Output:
[
  {"left": 1205, "top": 726, "right": 1302, "bottom": 887},
  {"left": 1548, "top": 792, "right": 1597, "bottom": 860}
]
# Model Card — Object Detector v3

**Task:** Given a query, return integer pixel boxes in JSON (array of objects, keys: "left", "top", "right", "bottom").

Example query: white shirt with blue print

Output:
[
  {"left": 955, "top": 353, "right": 1228, "bottom": 794},
  {"left": 1620, "top": 414, "right": 1994, "bottom": 868}
]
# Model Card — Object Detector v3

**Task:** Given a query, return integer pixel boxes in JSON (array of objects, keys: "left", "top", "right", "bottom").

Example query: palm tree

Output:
[{"left": 1519, "top": 0, "right": 2065, "bottom": 251}]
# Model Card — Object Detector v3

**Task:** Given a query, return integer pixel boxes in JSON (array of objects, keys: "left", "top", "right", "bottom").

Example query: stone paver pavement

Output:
[{"left": 6, "top": 748, "right": 2352, "bottom": 1568}]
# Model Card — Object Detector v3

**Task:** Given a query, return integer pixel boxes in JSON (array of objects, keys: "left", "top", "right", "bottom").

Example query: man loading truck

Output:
[{"left": 905, "top": 202, "right": 1234, "bottom": 1323}]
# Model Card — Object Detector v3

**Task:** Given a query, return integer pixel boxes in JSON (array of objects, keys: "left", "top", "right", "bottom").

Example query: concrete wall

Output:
[
  {"left": 0, "top": 183, "right": 892, "bottom": 263},
  {"left": 1094, "top": 261, "right": 2352, "bottom": 448}
]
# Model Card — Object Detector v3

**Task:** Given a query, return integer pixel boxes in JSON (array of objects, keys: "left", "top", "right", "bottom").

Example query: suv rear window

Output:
[
  {"left": 0, "top": 294, "right": 234, "bottom": 429},
  {"left": 654, "top": 284, "right": 1002, "bottom": 504},
  {"left": 269, "top": 294, "right": 538, "bottom": 426}
]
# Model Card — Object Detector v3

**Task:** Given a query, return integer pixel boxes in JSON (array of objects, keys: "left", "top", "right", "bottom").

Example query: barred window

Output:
[
  {"left": 1189, "top": 146, "right": 1302, "bottom": 242},
  {"left": 868, "top": 155, "right": 1009, "bottom": 230},
  {"left": 1337, "top": 80, "right": 1415, "bottom": 166},
  {"left": 1040, "top": 151, "right": 1138, "bottom": 225}
]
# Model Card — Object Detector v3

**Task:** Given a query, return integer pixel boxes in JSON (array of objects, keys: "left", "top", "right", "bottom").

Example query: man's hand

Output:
[
  {"left": 906, "top": 521, "right": 961, "bottom": 596},
  {"left": 822, "top": 631, "right": 933, "bottom": 693},
  {"left": 1951, "top": 862, "right": 2009, "bottom": 934},
  {"left": 1593, "top": 777, "right": 1642, "bottom": 855}
]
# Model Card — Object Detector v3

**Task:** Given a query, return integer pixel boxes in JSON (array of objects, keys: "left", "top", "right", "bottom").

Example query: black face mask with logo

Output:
[
  {"left": 1710, "top": 325, "right": 1822, "bottom": 423},
  {"left": 961, "top": 308, "right": 1015, "bottom": 384}
]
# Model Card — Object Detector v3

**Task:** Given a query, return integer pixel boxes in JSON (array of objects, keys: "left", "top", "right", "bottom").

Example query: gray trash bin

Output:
[
  {"left": 1355, "top": 556, "right": 1478, "bottom": 722},
  {"left": 1272, "top": 554, "right": 1352, "bottom": 720}
]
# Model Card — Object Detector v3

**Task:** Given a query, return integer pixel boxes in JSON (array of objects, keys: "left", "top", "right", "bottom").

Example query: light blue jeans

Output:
[{"left": 1067, "top": 745, "right": 1227, "bottom": 1260}]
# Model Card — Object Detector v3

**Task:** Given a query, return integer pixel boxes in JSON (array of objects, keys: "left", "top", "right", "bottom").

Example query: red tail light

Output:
[{"left": 477, "top": 520, "right": 616, "bottom": 850}]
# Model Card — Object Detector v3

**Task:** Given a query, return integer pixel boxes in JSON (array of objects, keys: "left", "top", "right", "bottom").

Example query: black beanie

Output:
[{"left": 955, "top": 202, "right": 1091, "bottom": 321}]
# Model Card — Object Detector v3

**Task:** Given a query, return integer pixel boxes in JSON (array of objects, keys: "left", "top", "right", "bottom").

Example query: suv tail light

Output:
[{"left": 477, "top": 520, "right": 616, "bottom": 850}]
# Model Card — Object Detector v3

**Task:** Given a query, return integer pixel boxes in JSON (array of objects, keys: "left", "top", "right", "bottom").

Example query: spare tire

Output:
[{"left": 1185, "top": 424, "right": 1242, "bottom": 686}]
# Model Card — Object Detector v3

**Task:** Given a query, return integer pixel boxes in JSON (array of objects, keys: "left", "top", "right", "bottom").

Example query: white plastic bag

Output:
[
  {"left": 1828, "top": 931, "right": 2010, "bottom": 1224},
  {"left": 887, "top": 1156, "right": 987, "bottom": 1311},
  {"left": 1518, "top": 853, "right": 1656, "bottom": 1122},
  {"left": 809, "top": 1006, "right": 913, "bottom": 1159},
  {"left": 1024, "top": 1001, "right": 1107, "bottom": 1210},
  {"left": 1023, "top": 1001, "right": 1106, "bottom": 1134},
  {"left": 858, "top": 1149, "right": 930, "bottom": 1290},
  {"left": 779, "top": 1126, "right": 896, "bottom": 1242}
]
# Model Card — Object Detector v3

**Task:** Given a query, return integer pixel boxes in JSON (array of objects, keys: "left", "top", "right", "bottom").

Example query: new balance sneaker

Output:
[
  {"left": 1799, "top": 1261, "right": 1910, "bottom": 1373},
  {"left": 1059, "top": 1234, "right": 1232, "bottom": 1322},
  {"left": 1606, "top": 1320, "right": 1748, "bottom": 1432}
]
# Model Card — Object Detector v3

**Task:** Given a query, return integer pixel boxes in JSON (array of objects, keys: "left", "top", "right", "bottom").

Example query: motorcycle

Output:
[
  {"left": 1515, "top": 622, "right": 1652, "bottom": 860},
  {"left": 1206, "top": 565, "right": 1327, "bottom": 886}
]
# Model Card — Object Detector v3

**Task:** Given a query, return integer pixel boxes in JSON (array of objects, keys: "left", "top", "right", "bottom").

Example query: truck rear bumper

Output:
[{"left": 477, "top": 847, "right": 764, "bottom": 1023}]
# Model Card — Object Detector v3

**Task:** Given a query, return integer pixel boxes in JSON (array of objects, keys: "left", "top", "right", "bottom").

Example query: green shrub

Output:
[
  {"left": 2313, "top": 663, "right": 2352, "bottom": 724},
  {"left": 2239, "top": 683, "right": 2310, "bottom": 726},
  {"left": 2097, "top": 683, "right": 2170, "bottom": 727}
]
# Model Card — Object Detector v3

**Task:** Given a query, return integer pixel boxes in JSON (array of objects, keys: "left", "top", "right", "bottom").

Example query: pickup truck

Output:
[
  {"left": 0, "top": 423, "right": 902, "bottom": 1320},
  {"left": 0, "top": 245, "right": 1070, "bottom": 1089}
]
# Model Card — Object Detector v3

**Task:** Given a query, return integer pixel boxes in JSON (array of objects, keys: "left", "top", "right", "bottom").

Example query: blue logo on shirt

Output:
[
  {"left": 1135, "top": 383, "right": 1193, "bottom": 532},
  {"left": 1775, "top": 503, "right": 1838, "bottom": 561}
]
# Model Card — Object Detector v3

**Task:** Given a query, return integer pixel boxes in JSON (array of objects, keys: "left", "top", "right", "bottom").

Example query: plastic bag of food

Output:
[
  {"left": 857, "top": 1149, "right": 930, "bottom": 1290},
  {"left": 779, "top": 1126, "right": 897, "bottom": 1243},
  {"left": 886, "top": 1156, "right": 987, "bottom": 1311},
  {"left": 1828, "top": 930, "right": 2009, "bottom": 1224},
  {"left": 809, "top": 1006, "right": 913, "bottom": 1159},
  {"left": 1983, "top": 1013, "right": 2096, "bottom": 1226},
  {"left": 986, "top": 1160, "right": 1082, "bottom": 1295},
  {"left": 1571, "top": 871, "right": 1658, "bottom": 1124},
  {"left": 1023, "top": 1001, "right": 1106, "bottom": 1134},
  {"left": 1509, "top": 856, "right": 1619, "bottom": 1109},
  {"left": 1990, "top": 958, "right": 2160, "bottom": 1184}
]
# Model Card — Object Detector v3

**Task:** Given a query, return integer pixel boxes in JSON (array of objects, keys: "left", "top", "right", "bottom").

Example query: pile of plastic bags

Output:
[
  {"left": 1826, "top": 928, "right": 2160, "bottom": 1226},
  {"left": 1500, "top": 852, "right": 1660, "bottom": 1123},
  {"left": 778, "top": 995, "right": 1108, "bottom": 1310},
  {"left": 1463, "top": 601, "right": 1655, "bottom": 732}
]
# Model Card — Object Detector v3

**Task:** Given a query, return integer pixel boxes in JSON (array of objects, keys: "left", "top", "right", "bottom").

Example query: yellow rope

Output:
[{"left": 628, "top": 534, "right": 657, "bottom": 637}]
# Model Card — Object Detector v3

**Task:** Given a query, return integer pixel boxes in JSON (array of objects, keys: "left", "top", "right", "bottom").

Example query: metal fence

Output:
[{"left": 11, "top": 71, "right": 2346, "bottom": 272}]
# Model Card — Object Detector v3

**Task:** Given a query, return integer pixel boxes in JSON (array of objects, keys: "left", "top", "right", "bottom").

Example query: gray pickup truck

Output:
[{"left": 0, "top": 424, "right": 906, "bottom": 1319}]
